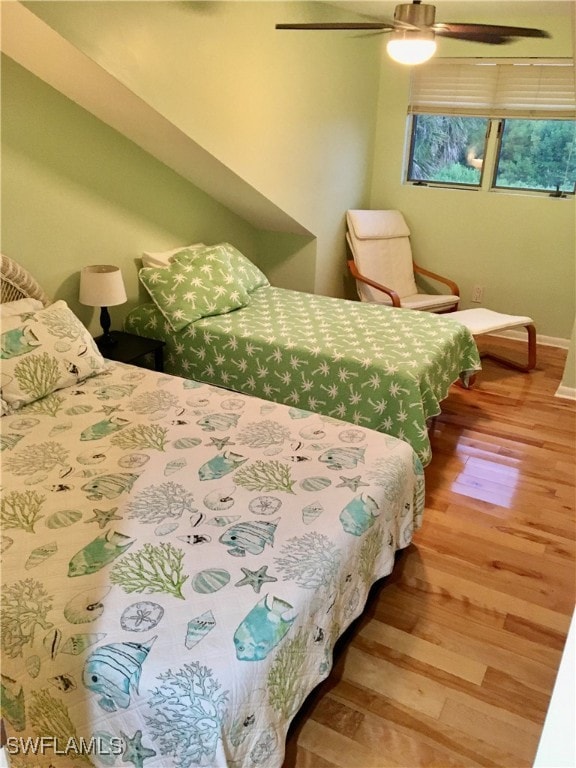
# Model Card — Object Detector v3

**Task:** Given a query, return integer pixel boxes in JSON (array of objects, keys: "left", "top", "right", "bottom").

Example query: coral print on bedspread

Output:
[{"left": 1, "top": 360, "right": 424, "bottom": 768}]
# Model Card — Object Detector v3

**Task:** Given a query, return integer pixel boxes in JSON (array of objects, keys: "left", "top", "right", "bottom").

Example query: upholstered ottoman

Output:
[{"left": 451, "top": 308, "right": 536, "bottom": 371}]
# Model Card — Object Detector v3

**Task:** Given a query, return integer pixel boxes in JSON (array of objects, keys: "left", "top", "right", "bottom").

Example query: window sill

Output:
[{"left": 405, "top": 182, "right": 574, "bottom": 199}]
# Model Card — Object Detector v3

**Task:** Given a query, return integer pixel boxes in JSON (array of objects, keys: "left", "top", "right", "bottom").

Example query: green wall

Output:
[
  {"left": 370, "top": 5, "right": 575, "bottom": 339},
  {"left": 3, "top": 1, "right": 574, "bottom": 340},
  {"left": 20, "top": 0, "right": 381, "bottom": 298},
  {"left": 0, "top": 56, "right": 259, "bottom": 335}
]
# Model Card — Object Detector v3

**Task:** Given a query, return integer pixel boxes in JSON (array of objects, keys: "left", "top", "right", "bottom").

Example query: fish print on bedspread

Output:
[
  {"left": 83, "top": 637, "right": 156, "bottom": 712},
  {"left": 0, "top": 326, "right": 41, "bottom": 358},
  {"left": 68, "top": 531, "right": 135, "bottom": 577},
  {"left": 219, "top": 518, "right": 279, "bottom": 557},
  {"left": 0, "top": 359, "right": 425, "bottom": 768},
  {"left": 234, "top": 595, "right": 296, "bottom": 661}
]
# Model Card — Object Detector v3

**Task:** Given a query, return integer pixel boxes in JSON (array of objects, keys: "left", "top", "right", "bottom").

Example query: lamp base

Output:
[
  {"left": 98, "top": 331, "right": 118, "bottom": 348},
  {"left": 97, "top": 306, "right": 117, "bottom": 347}
]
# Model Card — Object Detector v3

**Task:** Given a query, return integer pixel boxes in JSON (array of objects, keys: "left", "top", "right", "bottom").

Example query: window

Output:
[
  {"left": 493, "top": 119, "right": 576, "bottom": 193},
  {"left": 406, "top": 59, "right": 576, "bottom": 195},
  {"left": 408, "top": 115, "right": 488, "bottom": 186}
]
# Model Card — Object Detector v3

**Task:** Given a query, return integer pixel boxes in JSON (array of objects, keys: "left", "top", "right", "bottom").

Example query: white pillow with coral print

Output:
[{"left": 0, "top": 300, "right": 108, "bottom": 413}]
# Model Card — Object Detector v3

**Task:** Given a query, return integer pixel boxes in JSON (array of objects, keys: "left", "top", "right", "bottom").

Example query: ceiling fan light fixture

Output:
[{"left": 386, "top": 29, "right": 437, "bottom": 65}]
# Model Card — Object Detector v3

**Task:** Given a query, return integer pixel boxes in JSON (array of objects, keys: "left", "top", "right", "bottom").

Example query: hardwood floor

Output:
[{"left": 284, "top": 337, "right": 575, "bottom": 768}]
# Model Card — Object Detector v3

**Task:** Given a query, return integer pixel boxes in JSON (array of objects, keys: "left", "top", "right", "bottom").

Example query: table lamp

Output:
[{"left": 79, "top": 265, "right": 127, "bottom": 347}]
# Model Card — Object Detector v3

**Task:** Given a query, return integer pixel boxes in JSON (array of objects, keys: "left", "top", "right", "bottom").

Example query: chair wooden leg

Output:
[
  {"left": 480, "top": 323, "right": 537, "bottom": 372},
  {"left": 456, "top": 371, "right": 476, "bottom": 389}
]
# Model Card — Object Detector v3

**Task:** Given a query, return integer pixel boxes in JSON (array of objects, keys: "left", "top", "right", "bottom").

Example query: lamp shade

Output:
[{"left": 79, "top": 265, "right": 127, "bottom": 308}]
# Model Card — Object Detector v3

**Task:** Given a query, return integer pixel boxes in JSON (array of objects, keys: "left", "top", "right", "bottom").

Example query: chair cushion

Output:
[
  {"left": 362, "top": 290, "right": 458, "bottom": 312},
  {"left": 398, "top": 293, "right": 460, "bottom": 312},
  {"left": 347, "top": 210, "right": 410, "bottom": 240},
  {"left": 349, "top": 234, "right": 419, "bottom": 299}
]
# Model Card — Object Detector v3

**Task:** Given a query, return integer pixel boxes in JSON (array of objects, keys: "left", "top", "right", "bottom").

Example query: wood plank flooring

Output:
[{"left": 284, "top": 337, "right": 575, "bottom": 768}]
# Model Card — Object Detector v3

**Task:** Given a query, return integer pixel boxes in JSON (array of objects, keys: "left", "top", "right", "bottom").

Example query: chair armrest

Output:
[
  {"left": 413, "top": 262, "right": 460, "bottom": 296},
  {"left": 347, "top": 259, "right": 401, "bottom": 307}
]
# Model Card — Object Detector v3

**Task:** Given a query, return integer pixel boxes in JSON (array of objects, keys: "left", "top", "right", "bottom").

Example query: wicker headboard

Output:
[{"left": 1, "top": 254, "right": 51, "bottom": 307}]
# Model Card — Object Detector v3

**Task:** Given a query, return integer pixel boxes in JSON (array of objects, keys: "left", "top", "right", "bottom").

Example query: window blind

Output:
[{"left": 409, "top": 59, "right": 576, "bottom": 119}]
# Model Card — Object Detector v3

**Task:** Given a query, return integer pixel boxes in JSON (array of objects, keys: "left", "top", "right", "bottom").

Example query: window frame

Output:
[
  {"left": 404, "top": 58, "right": 576, "bottom": 198},
  {"left": 405, "top": 113, "right": 489, "bottom": 190},
  {"left": 490, "top": 117, "right": 576, "bottom": 196}
]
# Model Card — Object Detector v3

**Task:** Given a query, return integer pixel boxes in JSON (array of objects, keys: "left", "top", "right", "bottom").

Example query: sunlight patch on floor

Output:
[{"left": 452, "top": 456, "right": 520, "bottom": 508}]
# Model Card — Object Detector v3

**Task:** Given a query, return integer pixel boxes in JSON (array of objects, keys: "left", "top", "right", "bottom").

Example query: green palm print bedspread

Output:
[
  {"left": 1, "top": 362, "right": 423, "bottom": 768},
  {"left": 126, "top": 287, "right": 481, "bottom": 465}
]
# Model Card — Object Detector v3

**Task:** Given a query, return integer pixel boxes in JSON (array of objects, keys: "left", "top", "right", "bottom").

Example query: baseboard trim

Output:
[
  {"left": 490, "top": 329, "right": 570, "bottom": 350},
  {"left": 555, "top": 385, "right": 576, "bottom": 401}
]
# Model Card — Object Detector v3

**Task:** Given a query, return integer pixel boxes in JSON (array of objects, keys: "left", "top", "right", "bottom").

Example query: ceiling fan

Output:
[{"left": 276, "top": 1, "right": 550, "bottom": 65}]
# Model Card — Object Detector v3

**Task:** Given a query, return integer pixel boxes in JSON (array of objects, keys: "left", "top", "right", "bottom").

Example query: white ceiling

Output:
[{"left": 326, "top": 1, "right": 573, "bottom": 21}]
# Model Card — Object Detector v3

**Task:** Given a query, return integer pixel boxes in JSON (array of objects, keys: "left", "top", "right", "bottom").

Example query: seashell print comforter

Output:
[{"left": 1, "top": 362, "right": 424, "bottom": 768}]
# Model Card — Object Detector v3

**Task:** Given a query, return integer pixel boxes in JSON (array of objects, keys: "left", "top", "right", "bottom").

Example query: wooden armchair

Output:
[{"left": 346, "top": 210, "right": 459, "bottom": 313}]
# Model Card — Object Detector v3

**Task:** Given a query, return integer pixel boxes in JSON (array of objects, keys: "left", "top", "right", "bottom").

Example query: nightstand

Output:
[{"left": 95, "top": 331, "right": 165, "bottom": 372}]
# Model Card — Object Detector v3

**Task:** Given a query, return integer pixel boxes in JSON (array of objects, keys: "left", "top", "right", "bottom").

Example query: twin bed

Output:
[
  {"left": 126, "top": 243, "right": 481, "bottom": 467},
  {"left": 1, "top": 254, "right": 428, "bottom": 768}
]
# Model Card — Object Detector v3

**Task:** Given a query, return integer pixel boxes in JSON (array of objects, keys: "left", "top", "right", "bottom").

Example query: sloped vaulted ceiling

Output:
[{"left": 0, "top": 1, "right": 312, "bottom": 236}]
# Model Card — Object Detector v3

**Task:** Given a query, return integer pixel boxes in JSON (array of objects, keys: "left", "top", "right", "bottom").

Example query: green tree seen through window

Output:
[
  {"left": 408, "top": 114, "right": 576, "bottom": 193},
  {"left": 495, "top": 119, "right": 576, "bottom": 192}
]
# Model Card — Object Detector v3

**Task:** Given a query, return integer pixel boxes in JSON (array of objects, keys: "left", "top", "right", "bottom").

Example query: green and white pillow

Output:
[
  {"left": 141, "top": 241, "right": 269, "bottom": 291},
  {"left": 175, "top": 243, "right": 269, "bottom": 294},
  {"left": 139, "top": 249, "right": 251, "bottom": 332},
  {"left": 1, "top": 300, "right": 108, "bottom": 413}
]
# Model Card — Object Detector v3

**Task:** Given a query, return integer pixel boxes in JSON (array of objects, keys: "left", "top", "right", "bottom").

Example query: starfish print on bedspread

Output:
[
  {"left": 85, "top": 507, "right": 123, "bottom": 529},
  {"left": 120, "top": 730, "right": 156, "bottom": 768},
  {"left": 336, "top": 475, "right": 369, "bottom": 492},
  {"left": 235, "top": 565, "right": 278, "bottom": 593}
]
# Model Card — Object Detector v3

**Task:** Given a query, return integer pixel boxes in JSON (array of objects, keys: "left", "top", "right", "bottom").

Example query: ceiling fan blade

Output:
[
  {"left": 434, "top": 22, "right": 550, "bottom": 39},
  {"left": 275, "top": 22, "right": 394, "bottom": 31},
  {"left": 434, "top": 29, "right": 511, "bottom": 45}
]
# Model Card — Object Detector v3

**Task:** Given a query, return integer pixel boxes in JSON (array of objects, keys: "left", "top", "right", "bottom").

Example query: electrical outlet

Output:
[{"left": 471, "top": 285, "right": 484, "bottom": 303}]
